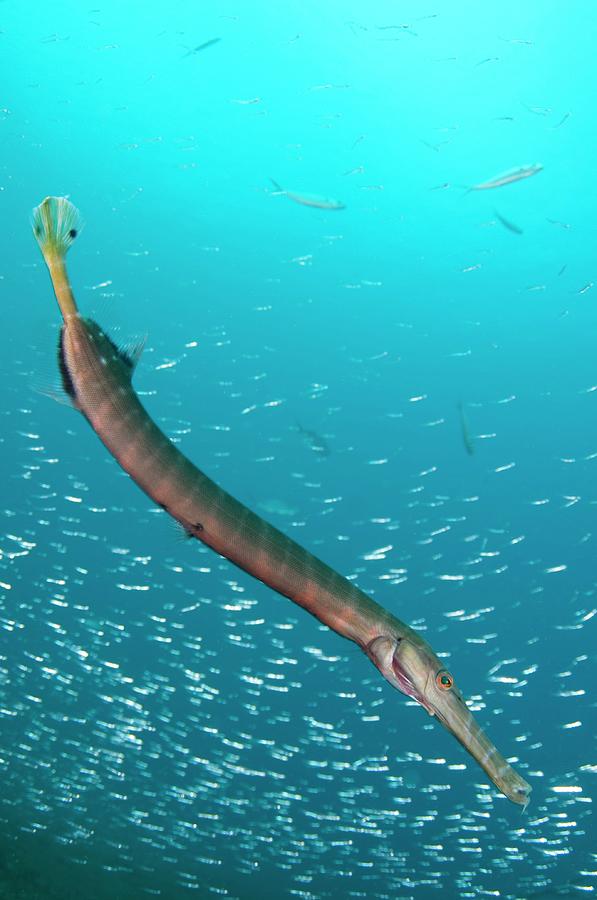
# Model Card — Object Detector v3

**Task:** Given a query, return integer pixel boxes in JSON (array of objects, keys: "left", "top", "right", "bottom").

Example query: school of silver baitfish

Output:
[
  {"left": 2, "top": 329, "right": 596, "bottom": 898},
  {"left": 2, "top": 6, "right": 596, "bottom": 900}
]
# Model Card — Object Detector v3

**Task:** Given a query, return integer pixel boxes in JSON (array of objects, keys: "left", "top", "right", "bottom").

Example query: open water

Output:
[{"left": 1, "top": 2, "right": 596, "bottom": 898}]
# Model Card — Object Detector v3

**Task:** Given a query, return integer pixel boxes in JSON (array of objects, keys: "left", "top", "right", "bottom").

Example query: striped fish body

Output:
[{"left": 60, "top": 314, "right": 404, "bottom": 649}]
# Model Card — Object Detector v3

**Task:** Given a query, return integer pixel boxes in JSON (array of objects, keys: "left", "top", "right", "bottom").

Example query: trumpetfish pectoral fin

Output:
[
  {"left": 35, "top": 380, "right": 77, "bottom": 408},
  {"left": 32, "top": 197, "right": 83, "bottom": 321}
]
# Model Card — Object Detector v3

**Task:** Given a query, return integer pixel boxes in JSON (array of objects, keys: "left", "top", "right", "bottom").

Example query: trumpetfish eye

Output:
[{"left": 436, "top": 670, "right": 454, "bottom": 690}]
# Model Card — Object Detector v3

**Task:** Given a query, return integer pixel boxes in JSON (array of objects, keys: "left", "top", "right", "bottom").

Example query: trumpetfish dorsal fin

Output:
[
  {"left": 102, "top": 331, "right": 146, "bottom": 373},
  {"left": 119, "top": 336, "right": 146, "bottom": 371}
]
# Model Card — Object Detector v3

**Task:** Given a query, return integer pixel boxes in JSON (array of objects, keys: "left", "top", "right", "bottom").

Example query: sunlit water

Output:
[{"left": 1, "top": 2, "right": 596, "bottom": 898}]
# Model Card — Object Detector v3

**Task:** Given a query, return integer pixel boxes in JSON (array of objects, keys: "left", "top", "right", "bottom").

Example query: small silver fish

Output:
[
  {"left": 470, "top": 164, "right": 543, "bottom": 191},
  {"left": 494, "top": 209, "right": 524, "bottom": 234},
  {"left": 182, "top": 37, "right": 221, "bottom": 57},
  {"left": 270, "top": 179, "right": 345, "bottom": 210},
  {"left": 458, "top": 403, "right": 475, "bottom": 456},
  {"left": 547, "top": 218, "right": 571, "bottom": 230}
]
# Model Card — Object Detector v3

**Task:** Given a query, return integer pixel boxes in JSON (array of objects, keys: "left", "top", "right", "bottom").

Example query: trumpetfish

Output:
[{"left": 32, "top": 196, "right": 532, "bottom": 807}]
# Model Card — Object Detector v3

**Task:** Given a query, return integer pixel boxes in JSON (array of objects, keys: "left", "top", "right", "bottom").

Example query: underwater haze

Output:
[{"left": 2, "top": 1, "right": 597, "bottom": 898}]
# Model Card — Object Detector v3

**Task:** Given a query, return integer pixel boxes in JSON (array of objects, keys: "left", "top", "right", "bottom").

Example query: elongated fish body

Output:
[
  {"left": 183, "top": 37, "right": 221, "bottom": 57},
  {"left": 61, "top": 315, "right": 397, "bottom": 647},
  {"left": 284, "top": 191, "right": 345, "bottom": 210},
  {"left": 458, "top": 402, "right": 475, "bottom": 455},
  {"left": 32, "top": 197, "right": 532, "bottom": 807},
  {"left": 494, "top": 209, "right": 524, "bottom": 234},
  {"left": 471, "top": 163, "right": 543, "bottom": 191},
  {"left": 270, "top": 178, "right": 345, "bottom": 210}
]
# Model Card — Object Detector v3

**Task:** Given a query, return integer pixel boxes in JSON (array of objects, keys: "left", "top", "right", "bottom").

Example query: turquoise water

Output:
[{"left": 2, "top": 1, "right": 596, "bottom": 897}]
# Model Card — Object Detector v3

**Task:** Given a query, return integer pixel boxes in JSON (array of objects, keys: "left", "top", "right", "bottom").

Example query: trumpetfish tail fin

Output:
[
  {"left": 32, "top": 196, "right": 81, "bottom": 262},
  {"left": 32, "top": 196, "right": 82, "bottom": 320}
]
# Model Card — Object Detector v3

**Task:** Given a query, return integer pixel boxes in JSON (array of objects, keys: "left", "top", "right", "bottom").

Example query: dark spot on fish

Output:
[
  {"left": 34, "top": 225, "right": 41, "bottom": 236},
  {"left": 69, "top": 228, "right": 78, "bottom": 239},
  {"left": 57, "top": 327, "right": 76, "bottom": 400},
  {"left": 181, "top": 523, "right": 201, "bottom": 540}
]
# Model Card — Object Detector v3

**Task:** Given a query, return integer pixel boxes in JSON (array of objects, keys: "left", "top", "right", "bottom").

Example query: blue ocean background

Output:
[{"left": 1, "top": 2, "right": 596, "bottom": 897}]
